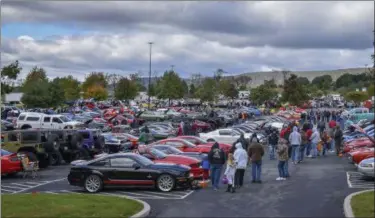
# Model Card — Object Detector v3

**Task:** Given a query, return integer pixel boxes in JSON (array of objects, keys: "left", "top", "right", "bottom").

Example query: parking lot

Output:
[{"left": 346, "top": 171, "right": 375, "bottom": 189}]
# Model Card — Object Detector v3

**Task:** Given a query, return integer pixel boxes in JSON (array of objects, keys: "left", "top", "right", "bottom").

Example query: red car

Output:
[
  {"left": 177, "top": 136, "right": 231, "bottom": 154},
  {"left": 348, "top": 148, "right": 375, "bottom": 165},
  {"left": 137, "top": 147, "right": 204, "bottom": 179},
  {"left": 150, "top": 138, "right": 213, "bottom": 154},
  {"left": 191, "top": 120, "right": 212, "bottom": 133},
  {"left": 1, "top": 149, "right": 22, "bottom": 176},
  {"left": 343, "top": 138, "right": 374, "bottom": 153}
]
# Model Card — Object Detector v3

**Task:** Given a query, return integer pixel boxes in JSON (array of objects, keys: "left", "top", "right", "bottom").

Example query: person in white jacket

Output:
[
  {"left": 309, "top": 127, "right": 321, "bottom": 158},
  {"left": 224, "top": 153, "right": 236, "bottom": 193},
  {"left": 289, "top": 126, "right": 302, "bottom": 164},
  {"left": 233, "top": 142, "right": 248, "bottom": 189}
]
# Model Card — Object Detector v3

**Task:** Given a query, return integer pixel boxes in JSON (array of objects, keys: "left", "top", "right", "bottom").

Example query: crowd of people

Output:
[{"left": 206, "top": 108, "right": 348, "bottom": 193}]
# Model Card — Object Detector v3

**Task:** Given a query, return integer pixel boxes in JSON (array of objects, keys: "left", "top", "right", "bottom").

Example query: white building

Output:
[
  {"left": 4, "top": 92, "right": 23, "bottom": 104},
  {"left": 238, "top": 91, "right": 250, "bottom": 99}
]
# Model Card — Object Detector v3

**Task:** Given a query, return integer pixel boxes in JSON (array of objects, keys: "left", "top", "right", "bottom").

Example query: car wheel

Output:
[
  {"left": 84, "top": 174, "right": 103, "bottom": 193},
  {"left": 156, "top": 174, "right": 175, "bottom": 192}
]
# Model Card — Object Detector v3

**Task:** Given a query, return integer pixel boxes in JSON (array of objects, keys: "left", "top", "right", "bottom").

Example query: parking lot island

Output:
[
  {"left": 2, "top": 193, "right": 145, "bottom": 218},
  {"left": 344, "top": 189, "right": 374, "bottom": 218}
]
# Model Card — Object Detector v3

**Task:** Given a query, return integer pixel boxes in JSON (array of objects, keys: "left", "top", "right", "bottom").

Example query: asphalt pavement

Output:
[{"left": 2, "top": 149, "right": 373, "bottom": 217}]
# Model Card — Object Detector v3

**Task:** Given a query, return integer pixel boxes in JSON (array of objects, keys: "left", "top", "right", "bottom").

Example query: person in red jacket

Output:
[
  {"left": 328, "top": 119, "right": 337, "bottom": 129},
  {"left": 305, "top": 128, "right": 313, "bottom": 156}
]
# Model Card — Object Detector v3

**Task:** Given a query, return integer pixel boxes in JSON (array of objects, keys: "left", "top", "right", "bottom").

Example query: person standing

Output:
[
  {"left": 309, "top": 127, "right": 321, "bottom": 158},
  {"left": 334, "top": 126, "right": 343, "bottom": 156},
  {"left": 248, "top": 137, "right": 265, "bottom": 183},
  {"left": 208, "top": 142, "right": 226, "bottom": 190},
  {"left": 233, "top": 142, "right": 248, "bottom": 189},
  {"left": 268, "top": 130, "right": 279, "bottom": 160},
  {"left": 328, "top": 119, "right": 336, "bottom": 152},
  {"left": 224, "top": 153, "right": 236, "bottom": 193},
  {"left": 276, "top": 139, "right": 289, "bottom": 181},
  {"left": 299, "top": 129, "right": 308, "bottom": 163},
  {"left": 289, "top": 126, "right": 302, "bottom": 164}
]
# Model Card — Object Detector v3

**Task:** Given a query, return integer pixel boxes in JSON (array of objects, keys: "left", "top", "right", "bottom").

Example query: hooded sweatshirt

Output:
[
  {"left": 289, "top": 126, "right": 302, "bottom": 145},
  {"left": 208, "top": 142, "right": 226, "bottom": 165},
  {"left": 247, "top": 137, "right": 264, "bottom": 162},
  {"left": 310, "top": 127, "right": 321, "bottom": 143},
  {"left": 233, "top": 143, "right": 248, "bottom": 169}
]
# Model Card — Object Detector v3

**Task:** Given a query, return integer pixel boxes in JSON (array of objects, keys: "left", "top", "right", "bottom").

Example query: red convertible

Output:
[
  {"left": 343, "top": 138, "right": 374, "bottom": 153},
  {"left": 150, "top": 138, "right": 213, "bottom": 154},
  {"left": 1, "top": 149, "right": 22, "bottom": 176},
  {"left": 177, "top": 136, "right": 232, "bottom": 154},
  {"left": 136, "top": 146, "right": 204, "bottom": 179},
  {"left": 348, "top": 147, "right": 375, "bottom": 165}
]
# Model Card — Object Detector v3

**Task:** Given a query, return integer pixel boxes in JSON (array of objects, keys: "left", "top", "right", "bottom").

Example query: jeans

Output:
[
  {"left": 306, "top": 142, "right": 311, "bottom": 156},
  {"left": 311, "top": 142, "right": 318, "bottom": 158},
  {"left": 269, "top": 144, "right": 276, "bottom": 160},
  {"left": 299, "top": 144, "right": 306, "bottom": 161},
  {"left": 284, "top": 160, "right": 289, "bottom": 177},
  {"left": 330, "top": 139, "right": 335, "bottom": 150},
  {"left": 251, "top": 160, "right": 262, "bottom": 181},
  {"left": 322, "top": 143, "right": 329, "bottom": 156},
  {"left": 235, "top": 169, "right": 245, "bottom": 187},
  {"left": 278, "top": 161, "right": 286, "bottom": 178},
  {"left": 291, "top": 144, "right": 300, "bottom": 162},
  {"left": 210, "top": 164, "right": 223, "bottom": 189}
]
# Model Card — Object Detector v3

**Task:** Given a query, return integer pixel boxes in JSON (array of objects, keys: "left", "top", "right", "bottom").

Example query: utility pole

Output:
[{"left": 148, "top": 42, "right": 153, "bottom": 109}]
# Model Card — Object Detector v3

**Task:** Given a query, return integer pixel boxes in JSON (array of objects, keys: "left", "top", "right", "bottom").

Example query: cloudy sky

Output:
[{"left": 1, "top": 1, "right": 374, "bottom": 81}]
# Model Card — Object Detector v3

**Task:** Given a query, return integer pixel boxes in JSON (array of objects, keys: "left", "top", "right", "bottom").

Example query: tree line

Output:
[{"left": 1, "top": 60, "right": 374, "bottom": 108}]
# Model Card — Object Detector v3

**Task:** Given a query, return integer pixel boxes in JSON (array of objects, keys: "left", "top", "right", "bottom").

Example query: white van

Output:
[{"left": 17, "top": 112, "right": 84, "bottom": 130}]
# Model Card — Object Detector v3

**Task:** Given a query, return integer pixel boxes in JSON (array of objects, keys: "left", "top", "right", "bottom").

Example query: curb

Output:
[
  {"left": 129, "top": 197, "right": 151, "bottom": 218},
  {"left": 343, "top": 189, "right": 374, "bottom": 218}
]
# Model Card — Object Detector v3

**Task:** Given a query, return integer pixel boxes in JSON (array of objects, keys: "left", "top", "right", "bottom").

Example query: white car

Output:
[
  {"left": 357, "top": 157, "right": 375, "bottom": 178},
  {"left": 199, "top": 128, "right": 252, "bottom": 144}
]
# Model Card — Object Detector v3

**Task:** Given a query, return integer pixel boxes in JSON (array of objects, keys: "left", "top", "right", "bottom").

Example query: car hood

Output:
[
  {"left": 156, "top": 155, "right": 199, "bottom": 165},
  {"left": 149, "top": 162, "right": 191, "bottom": 171},
  {"left": 66, "top": 121, "right": 84, "bottom": 126},
  {"left": 347, "top": 139, "right": 373, "bottom": 146}
]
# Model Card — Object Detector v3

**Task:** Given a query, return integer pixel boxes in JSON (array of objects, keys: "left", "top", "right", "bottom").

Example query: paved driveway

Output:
[{"left": 147, "top": 154, "right": 356, "bottom": 217}]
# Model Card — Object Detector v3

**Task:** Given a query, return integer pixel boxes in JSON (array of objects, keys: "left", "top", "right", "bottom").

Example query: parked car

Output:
[
  {"left": 137, "top": 146, "right": 204, "bottom": 179},
  {"left": 176, "top": 135, "right": 231, "bottom": 154},
  {"left": 348, "top": 147, "right": 375, "bottom": 165},
  {"left": 152, "top": 144, "right": 208, "bottom": 161},
  {"left": 357, "top": 157, "right": 375, "bottom": 178},
  {"left": 150, "top": 138, "right": 213, "bottom": 154},
  {"left": 1, "top": 149, "right": 22, "bottom": 176},
  {"left": 67, "top": 153, "right": 193, "bottom": 193}
]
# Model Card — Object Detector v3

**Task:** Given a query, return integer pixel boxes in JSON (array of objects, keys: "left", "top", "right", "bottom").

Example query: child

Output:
[{"left": 224, "top": 153, "right": 236, "bottom": 193}]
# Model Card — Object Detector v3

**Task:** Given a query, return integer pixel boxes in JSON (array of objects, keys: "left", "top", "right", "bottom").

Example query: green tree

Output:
[
  {"left": 195, "top": 78, "right": 216, "bottom": 102},
  {"left": 82, "top": 72, "right": 108, "bottom": 91},
  {"left": 1, "top": 60, "right": 22, "bottom": 96},
  {"left": 296, "top": 77, "right": 310, "bottom": 86},
  {"left": 368, "top": 84, "right": 374, "bottom": 97},
  {"left": 148, "top": 83, "right": 157, "bottom": 97},
  {"left": 114, "top": 77, "right": 138, "bottom": 100},
  {"left": 311, "top": 75, "right": 332, "bottom": 90},
  {"left": 156, "top": 71, "right": 185, "bottom": 103},
  {"left": 233, "top": 75, "right": 252, "bottom": 89},
  {"left": 219, "top": 79, "right": 238, "bottom": 99},
  {"left": 21, "top": 80, "right": 51, "bottom": 108},
  {"left": 56, "top": 76, "right": 81, "bottom": 101},
  {"left": 250, "top": 84, "right": 277, "bottom": 105},
  {"left": 189, "top": 84, "right": 196, "bottom": 97},
  {"left": 181, "top": 80, "right": 189, "bottom": 96},
  {"left": 49, "top": 78, "right": 65, "bottom": 107},
  {"left": 282, "top": 74, "right": 309, "bottom": 106},
  {"left": 22, "top": 66, "right": 48, "bottom": 90},
  {"left": 345, "top": 91, "right": 369, "bottom": 103},
  {"left": 84, "top": 85, "right": 108, "bottom": 100}
]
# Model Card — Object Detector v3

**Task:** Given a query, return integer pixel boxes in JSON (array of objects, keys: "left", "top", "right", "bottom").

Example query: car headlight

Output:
[{"left": 360, "top": 162, "right": 374, "bottom": 168}]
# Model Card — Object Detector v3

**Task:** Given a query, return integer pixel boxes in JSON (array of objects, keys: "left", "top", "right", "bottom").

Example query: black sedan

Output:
[
  {"left": 67, "top": 153, "right": 193, "bottom": 193},
  {"left": 152, "top": 144, "right": 208, "bottom": 161}
]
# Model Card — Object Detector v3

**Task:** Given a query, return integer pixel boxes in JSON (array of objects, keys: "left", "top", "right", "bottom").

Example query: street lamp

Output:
[{"left": 148, "top": 42, "right": 153, "bottom": 109}]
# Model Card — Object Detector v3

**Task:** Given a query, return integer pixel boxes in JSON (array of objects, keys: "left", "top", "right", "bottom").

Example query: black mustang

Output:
[{"left": 68, "top": 153, "right": 193, "bottom": 193}]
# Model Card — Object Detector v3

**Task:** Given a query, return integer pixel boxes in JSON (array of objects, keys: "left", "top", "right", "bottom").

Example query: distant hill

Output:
[
  {"left": 137, "top": 67, "right": 368, "bottom": 88},
  {"left": 238, "top": 67, "right": 368, "bottom": 87}
]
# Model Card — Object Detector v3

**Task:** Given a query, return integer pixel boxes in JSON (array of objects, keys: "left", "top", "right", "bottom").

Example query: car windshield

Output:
[
  {"left": 167, "top": 146, "right": 183, "bottom": 154},
  {"left": 149, "top": 148, "right": 167, "bottom": 159},
  {"left": 1, "top": 149, "right": 12, "bottom": 156},
  {"left": 59, "top": 116, "right": 70, "bottom": 122},
  {"left": 135, "top": 155, "right": 154, "bottom": 166},
  {"left": 104, "top": 135, "right": 117, "bottom": 141},
  {"left": 184, "top": 137, "right": 206, "bottom": 144}
]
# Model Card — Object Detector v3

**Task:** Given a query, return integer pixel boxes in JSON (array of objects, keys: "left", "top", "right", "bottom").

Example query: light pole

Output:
[{"left": 148, "top": 42, "right": 153, "bottom": 109}]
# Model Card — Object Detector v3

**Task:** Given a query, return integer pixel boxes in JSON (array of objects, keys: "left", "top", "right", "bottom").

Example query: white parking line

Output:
[
  {"left": 346, "top": 172, "right": 375, "bottom": 189},
  {"left": 141, "top": 191, "right": 183, "bottom": 198},
  {"left": 116, "top": 191, "right": 167, "bottom": 199},
  {"left": 1, "top": 178, "right": 67, "bottom": 194},
  {"left": 181, "top": 190, "right": 194, "bottom": 199}
]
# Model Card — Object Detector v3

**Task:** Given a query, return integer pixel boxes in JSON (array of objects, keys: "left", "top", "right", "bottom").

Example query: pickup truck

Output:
[{"left": 17, "top": 112, "right": 84, "bottom": 130}]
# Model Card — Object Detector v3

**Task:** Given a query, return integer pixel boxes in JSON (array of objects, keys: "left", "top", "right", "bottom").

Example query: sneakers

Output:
[
  {"left": 276, "top": 177, "right": 287, "bottom": 181},
  {"left": 307, "top": 155, "right": 312, "bottom": 158}
]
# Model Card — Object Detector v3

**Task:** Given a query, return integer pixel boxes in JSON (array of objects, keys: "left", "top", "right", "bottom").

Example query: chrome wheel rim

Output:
[
  {"left": 85, "top": 175, "right": 101, "bottom": 193},
  {"left": 158, "top": 175, "right": 174, "bottom": 192},
  {"left": 53, "top": 141, "right": 59, "bottom": 150}
]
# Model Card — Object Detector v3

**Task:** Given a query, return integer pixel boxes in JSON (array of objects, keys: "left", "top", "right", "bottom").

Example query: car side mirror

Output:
[{"left": 133, "top": 163, "right": 141, "bottom": 170}]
